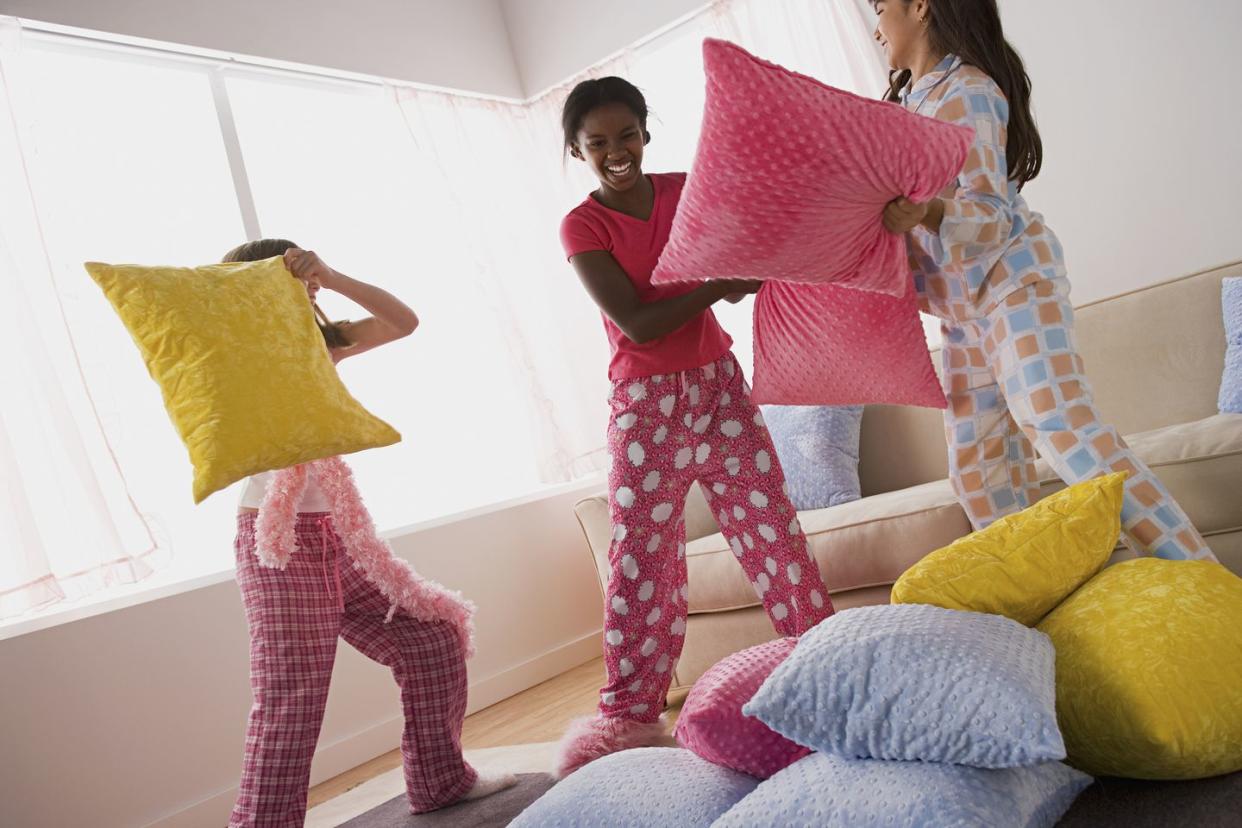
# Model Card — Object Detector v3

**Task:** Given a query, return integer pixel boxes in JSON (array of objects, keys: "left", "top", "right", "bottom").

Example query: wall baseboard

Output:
[{"left": 148, "top": 629, "right": 602, "bottom": 827}]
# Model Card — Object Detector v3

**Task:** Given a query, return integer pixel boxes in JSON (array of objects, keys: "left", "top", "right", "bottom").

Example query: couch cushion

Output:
[
  {"left": 686, "top": 480, "right": 969, "bottom": 613},
  {"left": 687, "top": 415, "right": 1241, "bottom": 615},
  {"left": 1032, "top": 414, "right": 1242, "bottom": 535}
]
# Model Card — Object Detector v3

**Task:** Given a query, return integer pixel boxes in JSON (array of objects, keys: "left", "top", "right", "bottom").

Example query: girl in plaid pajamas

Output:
[
  {"left": 223, "top": 240, "right": 516, "bottom": 827},
  {"left": 871, "top": 0, "right": 1214, "bottom": 561},
  {"left": 553, "top": 78, "right": 836, "bottom": 779}
]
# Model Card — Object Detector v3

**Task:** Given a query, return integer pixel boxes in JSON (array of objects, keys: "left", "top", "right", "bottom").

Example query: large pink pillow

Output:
[
  {"left": 674, "top": 637, "right": 811, "bottom": 778},
  {"left": 751, "top": 279, "right": 946, "bottom": 407},
  {"left": 652, "top": 39, "right": 971, "bottom": 296}
]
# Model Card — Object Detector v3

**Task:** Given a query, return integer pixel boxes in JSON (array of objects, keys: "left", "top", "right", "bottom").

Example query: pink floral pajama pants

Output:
[
  {"left": 599, "top": 352, "right": 834, "bottom": 722},
  {"left": 229, "top": 513, "right": 476, "bottom": 827}
]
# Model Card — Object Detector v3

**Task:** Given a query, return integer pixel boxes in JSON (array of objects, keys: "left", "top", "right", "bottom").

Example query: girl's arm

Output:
[
  {"left": 570, "top": 250, "right": 759, "bottom": 344},
  {"left": 884, "top": 77, "right": 1013, "bottom": 259},
  {"left": 283, "top": 248, "right": 418, "bottom": 363}
]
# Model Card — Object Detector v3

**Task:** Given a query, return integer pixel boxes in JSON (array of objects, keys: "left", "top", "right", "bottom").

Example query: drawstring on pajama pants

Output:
[{"left": 315, "top": 515, "right": 345, "bottom": 614}]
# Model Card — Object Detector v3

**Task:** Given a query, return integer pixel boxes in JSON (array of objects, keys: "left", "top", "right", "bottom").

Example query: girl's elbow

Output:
[
  {"left": 399, "top": 313, "right": 419, "bottom": 337},
  {"left": 622, "top": 323, "right": 654, "bottom": 344}
]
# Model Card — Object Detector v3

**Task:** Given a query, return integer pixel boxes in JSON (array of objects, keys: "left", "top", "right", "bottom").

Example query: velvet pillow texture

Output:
[
  {"left": 652, "top": 38, "right": 971, "bottom": 296},
  {"left": 744, "top": 604, "right": 1066, "bottom": 768},
  {"left": 751, "top": 280, "right": 946, "bottom": 408},
  {"left": 510, "top": 747, "right": 757, "bottom": 828},
  {"left": 1219, "top": 277, "right": 1241, "bottom": 413},
  {"left": 760, "top": 405, "right": 863, "bottom": 510},
  {"left": 713, "top": 752, "right": 1092, "bottom": 828},
  {"left": 674, "top": 637, "right": 811, "bottom": 778}
]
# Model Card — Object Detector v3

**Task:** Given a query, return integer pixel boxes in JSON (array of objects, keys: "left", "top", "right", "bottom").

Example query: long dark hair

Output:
[
  {"left": 880, "top": 0, "right": 1041, "bottom": 189},
  {"left": 560, "top": 76, "right": 651, "bottom": 156},
  {"left": 221, "top": 238, "right": 352, "bottom": 348}
]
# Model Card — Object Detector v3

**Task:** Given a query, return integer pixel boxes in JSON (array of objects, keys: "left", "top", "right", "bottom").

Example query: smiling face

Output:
[
  {"left": 872, "top": 0, "right": 928, "bottom": 72},
  {"left": 572, "top": 101, "right": 647, "bottom": 195}
]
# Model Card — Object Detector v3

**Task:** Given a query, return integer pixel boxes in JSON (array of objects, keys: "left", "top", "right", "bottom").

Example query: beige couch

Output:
[{"left": 575, "top": 262, "right": 1242, "bottom": 692}]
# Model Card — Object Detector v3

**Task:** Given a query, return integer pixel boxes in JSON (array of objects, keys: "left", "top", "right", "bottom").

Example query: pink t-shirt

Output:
[{"left": 560, "top": 172, "right": 733, "bottom": 380}]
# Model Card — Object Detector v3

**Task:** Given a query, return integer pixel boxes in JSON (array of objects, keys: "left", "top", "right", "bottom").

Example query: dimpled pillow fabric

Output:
[
  {"left": 509, "top": 747, "right": 758, "bottom": 828},
  {"left": 713, "top": 753, "right": 1092, "bottom": 828},
  {"left": 750, "top": 280, "right": 946, "bottom": 407},
  {"left": 1037, "top": 558, "right": 1242, "bottom": 779},
  {"left": 651, "top": 38, "right": 972, "bottom": 296},
  {"left": 760, "top": 405, "right": 863, "bottom": 510},
  {"left": 86, "top": 257, "right": 400, "bottom": 503},
  {"left": 744, "top": 604, "right": 1065, "bottom": 768},
  {"left": 1220, "top": 277, "right": 1241, "bottom": 413},
  {"left": 892, "top": 473, "right": 1125, "bottom": 627},
  {"left": 673, "top": 637, "right": 811, "bottom": 778}
]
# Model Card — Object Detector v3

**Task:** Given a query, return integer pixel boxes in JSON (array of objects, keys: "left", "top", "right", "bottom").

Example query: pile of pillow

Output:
[
  {"left": 651, "top": 38, "right": 966, "bottom": 409},
  {"left": 515, "top": 473, "right": 1242, "bottom": 826},
  {"left": 892, "top": 471, "right": 1242, "bottom": 780}
]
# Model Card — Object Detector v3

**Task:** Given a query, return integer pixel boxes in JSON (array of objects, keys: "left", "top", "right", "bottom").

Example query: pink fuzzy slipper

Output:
[{"left": 553, "top": 714, "right": 667, "bottom": 779}]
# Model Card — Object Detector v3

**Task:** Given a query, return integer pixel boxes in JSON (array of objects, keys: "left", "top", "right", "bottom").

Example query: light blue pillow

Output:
[
  {"left": 713, "top": 752, "right": 1093, "bottom": 828},
  {"left": 760, "top": 405, "right": 863, "bottom": 510},
  {"left": 743, "top": 604, "right": 1065, "bottom": 768},
  {"left": 511, "top": 747, "right": 757, "bottom": 828},
  {"left": 1220, "top": 277, "right": 1242, "bottom": 414}
]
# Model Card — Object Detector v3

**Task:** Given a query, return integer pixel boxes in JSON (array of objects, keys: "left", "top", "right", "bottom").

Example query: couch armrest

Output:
[{"left": 574, "top": 494, "right": 612, "bottom": 592}]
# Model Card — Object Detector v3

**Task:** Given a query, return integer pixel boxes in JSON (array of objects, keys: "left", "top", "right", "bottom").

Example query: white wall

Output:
[
  {"left": 0, "top": 484, "right": 604, "bottom": 828},
  {"left": 499, "top": 0, "right": 708, "bottom": 96},
  {"left": 0, "top": 0, "right": 524, "bottom": 98},
  {"left": 999, "top": 0, "right": 1242, "bottom": 302}
]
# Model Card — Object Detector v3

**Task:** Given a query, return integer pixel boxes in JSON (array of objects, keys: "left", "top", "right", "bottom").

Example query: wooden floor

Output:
[{"left": 307, "top": 658, "right": 686, "bottom": 810}]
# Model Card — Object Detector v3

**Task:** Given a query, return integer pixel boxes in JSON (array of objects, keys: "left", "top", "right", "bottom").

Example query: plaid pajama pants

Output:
[
  {"left": 941, "top": 281, "right": 1214, "bottom": 560},
  {"left": 229, "top": 513, "right": 476, "bottom": 827},
  {"left": 599, "top": 352, "right": 834, "bottom": 722}
]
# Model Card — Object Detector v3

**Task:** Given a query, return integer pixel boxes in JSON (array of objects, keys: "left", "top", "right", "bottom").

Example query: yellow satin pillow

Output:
[
  {"left": 891, "top": 473, "right": 1124, "bottom": 626},
  {"left": 1038, "top": 558, "right": 1242, "bottom": 779},
  {"left": 87, "top": 257, "right": 400, "bottom": 502}
]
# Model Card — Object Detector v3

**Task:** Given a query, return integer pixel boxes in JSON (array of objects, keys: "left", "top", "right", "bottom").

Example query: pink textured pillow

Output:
[
  {"left": 652, "top": 39, "right": 971, "bottom": 296},
  {"left": 751, "top": 279, "right": 946, "bottom": 407},
  {"left": 674, "top": 637, "right": 811, "bottom": 778}
]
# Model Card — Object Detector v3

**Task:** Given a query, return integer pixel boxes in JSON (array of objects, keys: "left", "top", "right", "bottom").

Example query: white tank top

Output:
[{"left": 238, "top": 469, "right": 332, "bottom": 512}]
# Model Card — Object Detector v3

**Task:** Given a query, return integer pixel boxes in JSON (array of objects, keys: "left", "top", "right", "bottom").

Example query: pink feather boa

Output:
[{"left": 253, "top": 455, "right": 476, "bottom": 657}]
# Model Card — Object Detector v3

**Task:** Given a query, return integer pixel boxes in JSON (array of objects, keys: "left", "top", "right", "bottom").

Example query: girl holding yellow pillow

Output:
[{"left": 222, "top": 240, "right": 516, "bottom": 825}]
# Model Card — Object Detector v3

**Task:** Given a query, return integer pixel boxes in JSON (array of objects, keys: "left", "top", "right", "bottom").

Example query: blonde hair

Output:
[{"left": 221, "top": 238, "right": 352, "bottom": 348}]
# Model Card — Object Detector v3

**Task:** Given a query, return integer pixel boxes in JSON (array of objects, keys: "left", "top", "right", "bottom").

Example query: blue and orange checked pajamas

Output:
[
  {"left": 904, "top": 55, "right": 1213, "bottom": 561},
  {"left": 600, "top": 353, "right": 834, "bottom": 722}
]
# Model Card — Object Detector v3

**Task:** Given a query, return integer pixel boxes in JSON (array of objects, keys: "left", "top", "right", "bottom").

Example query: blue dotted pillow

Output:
[
  {"left": 744, "top": 604, "right": 1066, "bottom": 768},
  {"left": 760, "top": 405, "right": 863, "bottom": 510},
  {"left": 510, "top": 747, "right": 757, "bottom": 828},
  {"left": 715, "top": 753, "right": 1092, "bottom": 828},
  {"left": 1220, "top": 277, "right": 1242, "bottom": 414}
]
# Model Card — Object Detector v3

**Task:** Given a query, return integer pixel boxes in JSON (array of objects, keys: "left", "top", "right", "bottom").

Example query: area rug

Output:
[{"left": 339, "top": 773, "right": 554, "bottom": 828}]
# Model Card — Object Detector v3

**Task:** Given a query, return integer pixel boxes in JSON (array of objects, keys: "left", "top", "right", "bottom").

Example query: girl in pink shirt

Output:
[{"left": 554, "top": 77, "right": 835, "bottom": 777}]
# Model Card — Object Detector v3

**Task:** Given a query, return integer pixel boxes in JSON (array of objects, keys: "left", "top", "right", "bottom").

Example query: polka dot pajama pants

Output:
[
  {"left": 600, "top": 352, "right": 835, "bottom": 722},
  {"left": 941, "top": 282, "right": 1214, "bottom": 560}
]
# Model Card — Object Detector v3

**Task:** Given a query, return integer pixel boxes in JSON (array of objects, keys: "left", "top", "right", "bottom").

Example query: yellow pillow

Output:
[
  {"left": 1037, "top": 558, "right": 1242, "bottom": 779},
  {"left": 891, "top": 473, "right": 1124, "bottom": 626},
  {"left": 86, "top": 257, "right": 400, "bottom": 503}
]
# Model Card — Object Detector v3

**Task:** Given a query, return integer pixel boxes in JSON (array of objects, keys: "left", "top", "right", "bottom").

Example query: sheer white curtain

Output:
[
  {"left": 0, "top": 0, "right": 886, "bottom": 618},
  {"left": 0, "top": 20, "right": 170, "bottom": 618}
]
